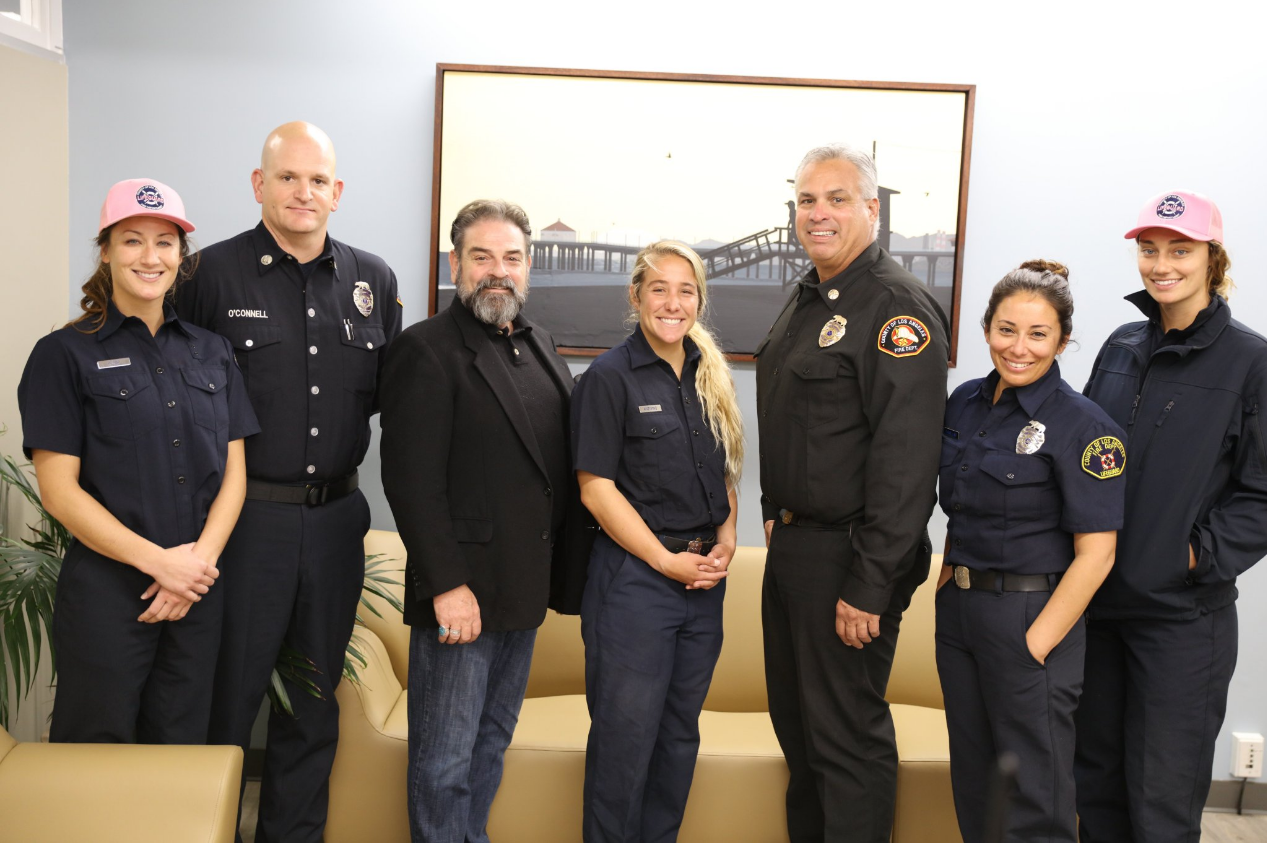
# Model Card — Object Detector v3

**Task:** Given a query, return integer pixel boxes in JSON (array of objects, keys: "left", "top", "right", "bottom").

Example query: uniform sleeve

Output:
[
  {"left": 569, "top": 365, "right": 625, "bottom": 482},
  {"left": 1191, "top": 355, "right": 1267, "bottom": 583},
  {"left": 379, "top": 329, "right": 471, "bottom": 601},
  {"left": 372, "top": 266, "right": 404, "bottom": 414},
  {"left": 221, "top": 335, "right": 260, "bottom": 441},
  {"left": 847, "top": 292, "right": 949, "bottom": 613},
  {"left": 1053, "top": 418, "right": 1127, "bottom": 534},
  {"left": 18, "top": 336, "right": 85, "bottom": 459}
]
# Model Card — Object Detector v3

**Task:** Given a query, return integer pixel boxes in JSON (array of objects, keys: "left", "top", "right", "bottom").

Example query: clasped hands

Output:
[
  {"left": 657, "top": 544, "right": 733, "bottom": 591},
  {"left": 138, "top": 542, "right": 219, "bottom": 623}
]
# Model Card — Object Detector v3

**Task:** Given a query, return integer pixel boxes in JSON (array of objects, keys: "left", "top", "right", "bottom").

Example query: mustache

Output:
[{"left": 473, "top": 275, "right": 517, "bottom": 293}]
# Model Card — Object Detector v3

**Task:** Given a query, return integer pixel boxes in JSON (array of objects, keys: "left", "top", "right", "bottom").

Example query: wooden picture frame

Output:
[{"left": 430, "top": 64, "right": 975, "bottom": 363}]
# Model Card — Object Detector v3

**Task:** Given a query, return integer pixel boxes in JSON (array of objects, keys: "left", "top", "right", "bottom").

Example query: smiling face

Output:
[
  {"left": 102, "top": 216, "right": 182, "bottom": 316},
  {"left": 794, "top": 157, "right": 880, "bottom": 280},
  {"left": 252, "top": 130, "right": 343, "bottom": 244},
  {"left": 1136, "top": 227, "right": 1212, "bottom": 328},
  {"left": 634, "top": 253, "right": 699, "bottom": 354},
  {"left": 986, "top": 293, "right": 1067, "bottom": 399},
  {"left": 451, "top": 217, "right": 531, "bottom": 327}
]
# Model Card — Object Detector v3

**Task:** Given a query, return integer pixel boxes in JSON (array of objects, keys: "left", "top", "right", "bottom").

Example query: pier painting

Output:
[{"left": 430, "top": 66, "right": 975, "bottom": 360}]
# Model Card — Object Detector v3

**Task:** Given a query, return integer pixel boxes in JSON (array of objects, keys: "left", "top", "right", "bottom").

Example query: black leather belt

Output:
[
  {"left": 778, "top": 509, "right": 855, "bottom": 533},
  {"left": 658, "top": 534, "right": 717, "bottom": 555},
  {"left": 245, "top": 472, "right": 358, "bottom": 507},
  {"left": 953, "top": 565, "right": 1058, "bottom": 592}
]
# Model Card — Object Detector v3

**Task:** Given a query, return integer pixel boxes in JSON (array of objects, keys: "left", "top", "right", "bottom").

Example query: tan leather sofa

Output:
[
  {"left": 327, "top": 530, "right": 960, "bottom": 842},
  {"left": 0, "top": 722, "right": 242, "bottom": 843}
]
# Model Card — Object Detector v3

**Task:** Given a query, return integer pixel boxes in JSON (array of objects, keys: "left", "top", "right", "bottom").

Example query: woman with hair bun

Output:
[
  {"left": 935, "top": 260, "right": 1125, "bottom": 843},
  {"left": 17, "top": 179, "right": 257, "bottom": 744},
  {"left": 570, "top": 241, "right": 743, "bottom": 842},
  {"left": 1076, "top": 192, "right": 1267, "bottom": 842}
]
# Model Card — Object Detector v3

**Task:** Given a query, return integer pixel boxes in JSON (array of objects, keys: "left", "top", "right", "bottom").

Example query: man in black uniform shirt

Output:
[
  {"left": 176, "top": 121, "right": 402, "bottom": 843},
  {"left": 756, "top": 144, "right": 948, "bottom": 842}
]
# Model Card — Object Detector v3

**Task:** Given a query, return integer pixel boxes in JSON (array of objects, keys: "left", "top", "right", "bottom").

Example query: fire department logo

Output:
[
  {"left": 1081, "top": 436, "right": 1126, "bottom": 480},
  {"left": 877, "top": 316, "right": 931, "bottom": 358},
  {"left": 353, "top": 281, "right": 374, "bottom": 317},
  {"left": 1156, "top": 194, "right": 1186, "bottom": 220},
  {"left": 135, "top": 184, "right": 165, "bottom": 210}
]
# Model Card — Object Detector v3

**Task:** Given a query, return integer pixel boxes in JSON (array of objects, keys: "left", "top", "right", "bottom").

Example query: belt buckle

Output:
[
  {"left": 304, "top": 484, "right": 328, "bottom": 507},
  {"left": 954, "top": 566, "right": 971, "bottom": 590},
  {"left": 781, "top": 510, "right": 794, "bottom": 526},
  {"left": 687, "top": 538, "right": 703, "bottom": 554}
]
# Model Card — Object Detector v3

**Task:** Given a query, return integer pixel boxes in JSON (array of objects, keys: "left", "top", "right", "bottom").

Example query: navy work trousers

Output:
[
  {"left": 1074, "top": 605, "right": 1238, "bottom": 843},
  {"left": 207, "top": 489, "right": 370, "bottom": 843},
  {"left": 582, "top": 532, "right": 726, "bottom": 843},
  {"left": 762, "top": 522, "right": 928, "bottom": 843},
  {"left": 50, "top": 543, "right": 223, "bottom": 744},
  {"left": 935, "top": 584, "right": 1084, "bottom": 843}
]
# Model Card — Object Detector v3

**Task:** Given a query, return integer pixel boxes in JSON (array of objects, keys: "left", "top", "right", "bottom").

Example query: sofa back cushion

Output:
[{"left": 0, "top": 724, "right": 15, "bottom": 763}]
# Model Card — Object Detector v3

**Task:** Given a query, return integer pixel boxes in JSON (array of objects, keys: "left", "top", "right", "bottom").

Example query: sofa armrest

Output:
[
  {"left": 0, "top": 741, "right": 242, "bottom": 843},
  {"left": 344, "top": 622, "right": 405, "bottom": 730}
]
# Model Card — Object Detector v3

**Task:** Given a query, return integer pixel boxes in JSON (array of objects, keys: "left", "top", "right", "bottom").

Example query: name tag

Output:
[
  {"left": 638, "top": 404, "right": 662, "bottom": 413},
  {"left": 96, "top": 358, "right": 131, "bottom": 369}
]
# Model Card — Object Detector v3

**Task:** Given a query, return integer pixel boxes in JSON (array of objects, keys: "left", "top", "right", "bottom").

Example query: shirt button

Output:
[
  {"left": 310, "top": 428, "right": 319, "bottom": 436},
  {"left": 245, "top": 339, "right": 254, "bottom": 347},
  {"left": 311, "top": 386, "right": 320, "bottom": 395},
  {"left": 786, "top": 332, "right": 793, "bottom": 337},
  {"left": 308, "top": 308, "right": 316, "bottom": 318},
  {"left": 684, "top": 396, "right": 691, "bottom": 404},
  {"left": 513, "top": 348, "right": 520, "bottom": 356},
  {"left": 1007, "top": 473, "right": 1016, "bottom": 480},
  {"left": 544, "top": 487, "right": 552, "bottom": 496},
  {"left": 167, "top": 400, "right": 176, "bottom": 408},
  {"left": 953, "top": 503, "right": 962, "bottom": 512},
  {"left": 172, "top": 439, "right": 181, "bottom": 448},
  {"left": 208, "top": 383, "right": 216, "bottom": 390},
  {"left": 693, "top": 430, "right": 700, "bottom": 436},
  {"left": 540, "top": 531, "right": 549, "bottom": 541},
  {"left": 954, "top": 538, "right": 963, "bottom": 547},
  {"left": 309, "top": 346, "right": 318, "bottom": 355},
  {"left": 306, "top": 465, "right": 316, "bottom": 474},
  {"left": 176, "top": 476, "right": 186, "bottom": 484},
  {"left": 696, "top": 462, "right": 704, "bottom": 469},
  {"left": 367, "top": 342, "right": 374, "bottom": 350},
  {"left": 709, "top": 492, "right": 715, "bottom": 498},
  {"left": 651, "top": 427, "right": 657, "bottom": 434},
  {"left": 155, "top": 366, "right": 164, "bottom": 374},
  {"left": 119, "top": 388, "right": 129, "bottom": 396},
  {"left": 978, "top": 430, "right": 987, "bottom": 437},
  {"left": 960, "top": 464, "right": 969, "bottom": 472}
]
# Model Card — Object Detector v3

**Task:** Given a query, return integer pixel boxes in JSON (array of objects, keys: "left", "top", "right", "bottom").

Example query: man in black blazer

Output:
[{"left": 379, "top": 199, "right": 586, "bottom": 843}]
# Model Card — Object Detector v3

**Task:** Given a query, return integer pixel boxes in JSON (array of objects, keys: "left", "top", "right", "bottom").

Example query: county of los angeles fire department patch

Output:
[
  {"left": 1081, "top": 436, "right": 1126, "bottom": 479},
  {"left": 877, "top": 316, "right": 931, "bottom": 358}
]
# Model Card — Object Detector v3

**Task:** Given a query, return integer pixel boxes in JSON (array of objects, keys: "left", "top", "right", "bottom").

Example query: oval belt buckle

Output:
[{"left": 954, "top": 565, "right": 971, "bottom": 589}]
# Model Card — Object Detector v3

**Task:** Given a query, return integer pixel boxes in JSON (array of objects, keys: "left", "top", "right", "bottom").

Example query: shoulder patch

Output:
[
  {"left": 1081, "top": 436, "right": 1126, "bottom": 479},
  {"left": 877, "top": 316, "right": 931, "bottom": 358}
]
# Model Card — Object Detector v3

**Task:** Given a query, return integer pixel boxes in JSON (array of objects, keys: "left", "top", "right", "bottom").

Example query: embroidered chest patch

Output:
[{"left": 1081, "top": 436, "right": 1126, "bottom": 479}]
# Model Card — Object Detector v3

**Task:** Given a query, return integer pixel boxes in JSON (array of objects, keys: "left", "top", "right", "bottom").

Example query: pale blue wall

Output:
[{"left": 63, "top": 0, "right": 1267, "bottom": 781}]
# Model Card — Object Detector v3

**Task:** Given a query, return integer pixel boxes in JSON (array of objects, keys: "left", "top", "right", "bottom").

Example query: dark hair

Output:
[
  {"left": 981, "top": 259, "right": 1074, "bottom": 343},
  {"left": 449, "top": 199, "right": 532, "bottom": 258},
  {"left": 70, "top": 223, "right": 198, "bottom": 333}
]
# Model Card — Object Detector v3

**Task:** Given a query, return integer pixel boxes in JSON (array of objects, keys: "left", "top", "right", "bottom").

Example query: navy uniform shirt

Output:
[
  {"left": 571, "top": 325, "right": 730, "bottom": 534},
  {"left": 940, "top": 363, "right": 1126, "bottom": 575},
  {"left": 756, "top": 241, "right": 949, "bottom": 612},
  {"left": 175, "top": 222, "right": 402, "bottom": 484},
  {"left": 18, "top": 303, "right": 259, "bottom": 549}
]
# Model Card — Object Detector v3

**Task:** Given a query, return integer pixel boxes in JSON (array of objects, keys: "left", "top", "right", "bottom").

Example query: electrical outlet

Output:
[{"left": 1231, "top": 732, "right": 1264, "bottom": 779}]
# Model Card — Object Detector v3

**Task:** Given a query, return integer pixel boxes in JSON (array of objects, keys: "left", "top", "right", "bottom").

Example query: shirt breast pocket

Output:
[
  {"left": 341, "top": 324, "right": 386, "bottom": 395},
  {"left": 86, "top": 372, "right": 161, "bottom": 440},
  {"left": 789, "top": 352, "right": 845, "bottom": 429},
  {"left": 624, "top": 412, "right": 685, "bottom": 488},
  {"left": 980, "top": 453, "right": 1056, "bottom": 522},
  {"left": 181, "top": 365, "right": 229, "bottom": 433},
  {"left": 224, "top": 324, "right": 283, "bottom": 398}
]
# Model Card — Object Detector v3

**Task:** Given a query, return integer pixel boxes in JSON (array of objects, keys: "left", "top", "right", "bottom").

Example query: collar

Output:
[
  {"left": 251, "top": 221, "right": 336, "bottom": 278},
  {"left": 96, "top": 301, "right": 190, "bottom": 342},
  {"left": 1125, "top": 289, "right": 1229, "bottom": 353},
  {"left": 798, "top": 240, "right": 882, "bottom": 310},
  {"left": 627, "top": 323, "right": 701, "bottom": 369},
  {"left": 977, "top": 361, "right": 1063, "bottom": 416}
]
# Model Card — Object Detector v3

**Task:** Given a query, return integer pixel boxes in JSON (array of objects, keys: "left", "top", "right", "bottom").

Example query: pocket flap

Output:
[
  {"left": 181, "top": 365, "right": 228, "bottom": 394},
  {"left": 341, "top": 324, "right": 387, "bottom": 352},
  {"left": 224, "top": 323, "right": 282, "bottom": 352},
  {"left": 625, "top": 412, "right": 680, "bottom": 439},
  {"left": 87, "top": 373, "right": 153, "bottom": 401},
  {"left": 451, "top": 517, "right": 493, "bottom": 543},
  {"left": 790, "top": 352, "right": 838, "bottom": 381},
  {"left": 981, "top": 453, "right": 1052, "bottom": 485}
]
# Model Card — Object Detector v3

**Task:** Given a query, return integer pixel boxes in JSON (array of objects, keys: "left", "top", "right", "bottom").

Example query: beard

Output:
[{"left": 457, "top": 270, "right": 528, "bottom": 326}]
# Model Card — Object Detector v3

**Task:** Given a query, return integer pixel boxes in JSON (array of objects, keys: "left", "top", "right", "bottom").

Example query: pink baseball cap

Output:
[
  {"left": 98, "top": 178, "right": 195, "bottom": 234},
  {"left": 1124, "top": 190, "right": 1222, "bottom": 243}
]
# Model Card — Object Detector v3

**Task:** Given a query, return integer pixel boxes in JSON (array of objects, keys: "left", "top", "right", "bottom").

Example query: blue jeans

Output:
[{"left": 407, "top": 626, "right": 537, "bottom": 843}]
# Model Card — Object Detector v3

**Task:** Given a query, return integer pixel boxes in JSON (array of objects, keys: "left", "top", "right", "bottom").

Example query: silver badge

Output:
[
  {"left": 818, "top": 315, "right": 847, "bottom": 348},
  {"left": 1016, "top": 420, "right": 1047, "bottom": 455},
  {"left": 260, "top": 254, "right": 273, "bottom": 266},
  {"left": 353, "top": 281, "right": 374, "bottom": 317},
  {"left": 96, "top": 357, "right": 131, "bottom": 369},
  {"left": 638, "top": 404, "right": 662, "bottom": 413},
  {"left": 827, "top": 289, "right": 840, "bottom": 301}
]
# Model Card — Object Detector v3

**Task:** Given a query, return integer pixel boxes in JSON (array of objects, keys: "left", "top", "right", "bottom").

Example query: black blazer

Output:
[{"left": 379, "top": 299, "right": 590, "bottom": 630}]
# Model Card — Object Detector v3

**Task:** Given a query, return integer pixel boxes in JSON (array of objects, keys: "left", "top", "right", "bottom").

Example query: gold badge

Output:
[
  {"left": 818, "top": 315, "right": 847, "bottom": 347},
  {"left": 1081, "top": 436, "right": 1126, "bottom": 479},
  {"left": 1016, "top": 420, "right": 1046, "bottom": 454}
]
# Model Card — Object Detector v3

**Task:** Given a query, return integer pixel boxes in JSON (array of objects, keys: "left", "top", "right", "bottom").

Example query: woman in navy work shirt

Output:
[
  {"left": 936, "top": 260, "right": 1125, "bottom": 843},
  {"left": 17, "top": 179, "right": 257, "bottom": 744},
  {"left": 571, "top": 241, "right": 744, "bottom": 842},
  {"left": 1076, "top": 192, "right": 1267, "bottom": 843}
]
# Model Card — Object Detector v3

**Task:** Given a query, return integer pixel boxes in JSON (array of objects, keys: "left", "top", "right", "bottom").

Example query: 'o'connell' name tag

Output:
[
  {"left": 638, "top": 404, "right": 662, "bottom": 413},
  {"left": 96, "top": 358, "right": 131, "bottom": 369}
]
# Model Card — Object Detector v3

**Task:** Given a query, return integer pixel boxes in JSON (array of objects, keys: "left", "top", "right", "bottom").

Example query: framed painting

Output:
[{"left": 430, "top": 64, "right": 975, "bottom": 363}]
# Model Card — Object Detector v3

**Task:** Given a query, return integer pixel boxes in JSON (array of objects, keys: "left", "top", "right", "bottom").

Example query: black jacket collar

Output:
[{"left": 1123, "top": 290, "right": 1229, "bottom": 355}]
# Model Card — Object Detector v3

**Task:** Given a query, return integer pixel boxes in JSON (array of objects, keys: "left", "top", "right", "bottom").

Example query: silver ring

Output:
[
  {"left": 437, "top": 625, "right": 448, "bottom": 637},
  {"left": 450, "top": 628, "right": 462, "bottom": 636}
]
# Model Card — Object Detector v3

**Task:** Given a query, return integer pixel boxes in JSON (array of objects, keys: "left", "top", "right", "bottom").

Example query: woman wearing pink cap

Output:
[
  {"left": 1077, "top": 191, "right": 1267, "bottom": 841},
  {"left": 17, "top": 179, "right": 258, "bottom": 743}
]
